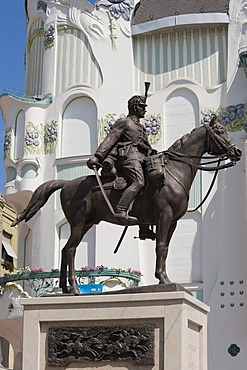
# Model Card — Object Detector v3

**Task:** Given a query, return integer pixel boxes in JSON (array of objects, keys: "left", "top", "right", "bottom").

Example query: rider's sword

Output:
[
  {"left": 92, "top": 165, "right": 115, "bottom": 215},
  {"left": 93, "top": 165, "right": 129, "bottom": 254}
]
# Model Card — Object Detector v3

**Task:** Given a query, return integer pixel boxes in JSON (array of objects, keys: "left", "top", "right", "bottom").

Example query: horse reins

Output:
[
  {"left": 188, "top": 160, "right": 220, "bottom": 212},
  {"left": 163, "top": 124, "right": 237, "bottom": 211}
]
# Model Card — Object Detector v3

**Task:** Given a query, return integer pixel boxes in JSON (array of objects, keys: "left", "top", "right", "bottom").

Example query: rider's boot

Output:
[
  {"left": 115, "top": 209, "right": 138, "bottom": 224},
  {"left": 115, "top": 189, "right": 138, "bottom": 224}
]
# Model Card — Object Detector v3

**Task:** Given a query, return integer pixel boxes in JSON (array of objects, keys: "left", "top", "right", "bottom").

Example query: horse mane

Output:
[{"left": 168, "top": 131, "right": 193, "bottom": 151}]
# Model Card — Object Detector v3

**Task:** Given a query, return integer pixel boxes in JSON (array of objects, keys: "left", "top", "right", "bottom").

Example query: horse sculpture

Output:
[{"left": 12, "top": 116, "right": 241, "bottom": 294}]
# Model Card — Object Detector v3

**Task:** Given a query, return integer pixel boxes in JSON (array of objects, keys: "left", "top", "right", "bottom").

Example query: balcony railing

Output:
[{"left": 0, "top": 268, "right": 142, "bottom": 297}]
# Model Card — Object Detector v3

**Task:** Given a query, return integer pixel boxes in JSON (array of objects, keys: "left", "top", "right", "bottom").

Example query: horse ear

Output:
[{"left": 209, "top": 114, "right": 216, "bottom": 127}]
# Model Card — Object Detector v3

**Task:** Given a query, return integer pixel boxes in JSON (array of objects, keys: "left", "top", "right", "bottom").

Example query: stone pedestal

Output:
[{"left": 21, "top": 289, "right": 209, "bottom": 370}]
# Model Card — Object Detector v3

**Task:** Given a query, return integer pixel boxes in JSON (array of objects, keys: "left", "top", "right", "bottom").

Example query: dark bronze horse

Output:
[{"left": 12, "top": 117, "right": 241, "bottom": 294}]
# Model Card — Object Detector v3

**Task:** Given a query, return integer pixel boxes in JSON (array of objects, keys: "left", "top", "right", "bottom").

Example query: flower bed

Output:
[{"left": 0, "top": 266, "right": 142, "bottom": 297}]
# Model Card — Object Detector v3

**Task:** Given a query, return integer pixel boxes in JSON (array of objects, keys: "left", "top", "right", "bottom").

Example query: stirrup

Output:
[{"left": 115, "top": 211, "right": 138, "bottom": 225}]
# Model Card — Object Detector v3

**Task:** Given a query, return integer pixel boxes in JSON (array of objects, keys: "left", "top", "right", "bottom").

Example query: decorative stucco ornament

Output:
[
  {"left": 44, "top": 120, "right": 58, "bottom": 154},
  {"left": 25, "top": 131, "right": 40, "bottom": 147},
  {"left": 98, "top": 113, "right": 161, "bottom": 144},
  {"left": 95, "top": 0, "right": 135, "bottom": 21},
  {"left": 37, "top": 0, "right": 47, "bottom": 12},
  {"left": 202, "top": 103, "right": 247, "bottom": 132},
  {"left": 25, "top": 122, "right": 43, "bottom": 155},
  {"left": 227, "top": 1, "right": 247, "bottom": 90},
  {"left": 106, "top": 10, "right": 118, "bottom": 50},
  {"left": 54, "top": 0, "right": 70, "bottom": 5},
  {"left": 142, "top": 114, "right": 162, "bottom": 145},
  {"left": 44, "top": 24, "right": 55, "bottom": 49},
  {"left": 98, "top": 113, "right": 117, "bottom": 142},
  {"left": 4, "top": 127, "right": 12, "bottom": 158}
]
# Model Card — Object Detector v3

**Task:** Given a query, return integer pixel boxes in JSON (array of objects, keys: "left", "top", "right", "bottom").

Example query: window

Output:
[
  {"left": 1, "top": 232, "right": 16, "bottom": 272},
  {"left": 14, "top": 110, "right": 25, "bottom": 160},
  {"left": 60, "top": 97, "right": 97, "bottom": 158}
]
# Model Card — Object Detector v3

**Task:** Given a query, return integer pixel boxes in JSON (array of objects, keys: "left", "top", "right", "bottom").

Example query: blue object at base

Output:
[{"left": 77, "top": 284, "right": 103, "bottom": 294}]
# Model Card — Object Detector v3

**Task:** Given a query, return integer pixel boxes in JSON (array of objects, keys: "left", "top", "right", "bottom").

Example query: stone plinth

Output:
[{"left": 21, "top": 289, "right": 209, "bottom": 370}]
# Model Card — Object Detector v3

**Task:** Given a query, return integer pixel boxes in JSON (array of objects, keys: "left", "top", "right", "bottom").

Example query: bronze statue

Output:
[
  {"left": 12, "top": 115, "right": 241, "bottom": 294},
  {"left": 87, "top": 85, "right": 156, "bottom": 226}
]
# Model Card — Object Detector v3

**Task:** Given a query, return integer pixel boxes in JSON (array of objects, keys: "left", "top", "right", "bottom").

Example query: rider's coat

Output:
[{"left": 95, "top": 115, "right": 153, "bottom": 163}]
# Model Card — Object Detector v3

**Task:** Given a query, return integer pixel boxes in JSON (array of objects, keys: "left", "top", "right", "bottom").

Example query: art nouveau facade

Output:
[{"left": 0, "top": 0, "right": 247, "bottom": 369}]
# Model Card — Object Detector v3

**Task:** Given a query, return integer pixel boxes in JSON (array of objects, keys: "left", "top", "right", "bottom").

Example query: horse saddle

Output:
[
  {"left": 144, "top": 153, "right": 167, "bottom": 188},
  {"left": 92, "top": 176, "right": 127, "bottom": 192}
]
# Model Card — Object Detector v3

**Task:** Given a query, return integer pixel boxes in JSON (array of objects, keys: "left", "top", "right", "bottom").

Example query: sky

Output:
[{"left": 0, "top": 1, "right": 26, "bottom": 192}]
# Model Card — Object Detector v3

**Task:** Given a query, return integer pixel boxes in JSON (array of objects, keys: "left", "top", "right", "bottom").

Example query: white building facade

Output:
[{"left": 1, "top": 0, "right": 247, "bottom": 369}]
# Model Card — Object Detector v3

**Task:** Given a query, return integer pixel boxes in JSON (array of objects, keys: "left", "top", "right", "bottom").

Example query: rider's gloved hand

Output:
[{"left": 87, "top": 156, "right": 101, "bottom": 169}]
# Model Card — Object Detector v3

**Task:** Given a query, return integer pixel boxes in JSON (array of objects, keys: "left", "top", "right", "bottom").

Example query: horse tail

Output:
[{"left": 11, "top": 180, "right": 67, "bottom": 226}]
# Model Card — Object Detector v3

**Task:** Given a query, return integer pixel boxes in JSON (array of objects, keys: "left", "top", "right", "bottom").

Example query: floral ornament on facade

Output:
[
  {"left": 95, "top": 0, "right": 134, "bottom": 21},
  {"left": 44, "top": 24, "right": 55, "bottom": 49},
  {"left": 25, "top": 122, "right": 43, "bottom": 155},
  {"left": 44, "top": 120, "right": 58, "bottom": 155},
  {"left": 201, "top": 103, "right": 247, "bottom": 132},
  {"left": 104, "top": 116, "right": 116, "bottom": 134},
  {"left": 141, "top": 113, "right": 162, "bottom": 145},
  {"left": 25, "top": 131, "right": 40, "bottom": 146},
  {"left": 98, "top": 113, "right": 162, "bottom": 144},
  {"left": 201, "top": 113, "right": 216, "bottom": 125},
  {"left": 4, "top": 128, "right": 12, "bottom": 159},
  {"left": 98, "top": 113, "right": 117, "bottom": 142}
]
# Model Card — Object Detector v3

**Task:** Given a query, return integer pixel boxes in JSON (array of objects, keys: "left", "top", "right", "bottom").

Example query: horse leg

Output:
[
  {"left": 155, "top": 210, "right": 175, "bottom": 284},
  {"left": 68, "top": 223, "right": 94, "bottom": 294},
  {"left": 60, "top": 222, "right": 93, "bottom": 294},
  {"left": 60, "top": 246, "right": 69, "bottom": 293},
  {"left": 161, "top": 221, "right": 177, "bottom": 283}
]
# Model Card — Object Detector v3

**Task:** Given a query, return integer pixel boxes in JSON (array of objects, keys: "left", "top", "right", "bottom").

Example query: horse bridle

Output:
[
  {"left": 203, "top": 123, "right": 237, "bottom": 165},
  {"left": 163, "top": 123, "right": 237, "bottom": 212},
  {"left": 165, "top": 124, "right": 236, "bottom": 171}
]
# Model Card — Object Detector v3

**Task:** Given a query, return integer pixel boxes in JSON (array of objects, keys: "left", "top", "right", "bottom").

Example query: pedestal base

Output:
[{"left": 21, "top": 290, "right": 209, "bottom": 369}]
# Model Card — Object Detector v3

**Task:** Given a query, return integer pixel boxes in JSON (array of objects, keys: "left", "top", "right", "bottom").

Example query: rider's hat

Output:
[
  {"left": 128, "top": 82, "right": 151, "bottom": 109},
  {"left": 128, "top": 95, "right": 147, "bottom": 109}
]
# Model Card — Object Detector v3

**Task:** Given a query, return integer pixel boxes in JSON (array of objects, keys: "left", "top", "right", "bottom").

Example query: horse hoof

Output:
[
  {"left": 156, "top": 274, "right": 172, "bottom": 285},
  {"left": 62, "top": 287, "right": 70, "bottom": 294},
  {"left": 159, "top": 278, "right": 172, "bottom": 285},
  {"left": 69, "top": 287, "right": 80, "bottom": 295}
]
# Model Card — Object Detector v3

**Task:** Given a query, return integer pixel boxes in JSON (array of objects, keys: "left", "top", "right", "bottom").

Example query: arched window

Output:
[
  {"left": 21, "top": 164, "right": 38, "bottom": 179},
  {"left": 164, "top": 88, "right": 202, "bottom": 284},
  {"left": 14, "top": 110, "right": 25, "bottom": 160},
  {"left": 60, "top": 97, "right": 97, "bottom": 158},
  {"left": 165, "top": 88, "right": 201, "bottom": 209},
  {"left": 165, "top": 88, "right": 199, "bottom": 146},
  {"left": 6, "top": 167, "right": 17, "bottom": 183}
]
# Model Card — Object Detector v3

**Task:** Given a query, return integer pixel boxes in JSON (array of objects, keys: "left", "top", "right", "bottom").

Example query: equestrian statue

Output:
[{"left": 12, "top": 86, "right": 242, "bottom": 294}]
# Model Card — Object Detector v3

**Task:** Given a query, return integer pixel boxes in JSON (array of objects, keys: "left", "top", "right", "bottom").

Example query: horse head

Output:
[{"left": 204, "top": 115, "right": 242, "bottom": 163}]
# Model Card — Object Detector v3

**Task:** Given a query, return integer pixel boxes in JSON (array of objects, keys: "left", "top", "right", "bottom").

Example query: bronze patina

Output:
[{"left": 12, "top": 114, "right": 241, "bottom": 294}]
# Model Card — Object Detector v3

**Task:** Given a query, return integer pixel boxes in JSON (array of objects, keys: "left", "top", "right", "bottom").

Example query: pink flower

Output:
[{"left": 30, "top": 267, "right": 44, "bottom": 273}]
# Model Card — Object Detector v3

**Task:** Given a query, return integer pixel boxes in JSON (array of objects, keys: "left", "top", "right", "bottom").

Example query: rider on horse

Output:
[{"left": 87, "top": 93, "right": 156, "bottom": 230}]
